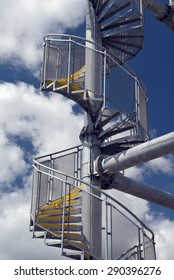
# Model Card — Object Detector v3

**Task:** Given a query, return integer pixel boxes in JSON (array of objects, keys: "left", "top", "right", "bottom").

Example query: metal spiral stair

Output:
[
  {"left": 30, "top": 150, "right": 156, "bottom": 260},
  {"left": 89, "top": 0, "right": 144, "bottom": 63},
  {"left": 33, "top": 187, "right": 91, "bottom": 260},
  {"left": 41, "top": 0, "right": 145, "bottom": 120}
]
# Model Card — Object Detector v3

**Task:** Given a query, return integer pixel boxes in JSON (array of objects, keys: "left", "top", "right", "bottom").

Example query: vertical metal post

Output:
[
  {"left": 110, "top": 206, "right": 113, "bottom": 260},
  {"left": 56, "top": 48, "right": 60, "bottom": 81},
  {"left": 67, "top": 38, "right": 72, "bottom": 93},
  {"left": 81, "top": 1, "right": 102, "bottom": 259},
  {"left": 105, "top": 199, "right": 108, "bottom": 260},
  {"left": 134, "top": 77, "right": 139, "bottom": 137},
  {"left": 138, "top": 227, "right": 142, "bottom": 260},
  {"left": 42, "top": 40, "right": 48, "bottom": 89},
  {"left": 37, "top": 170, "right": 42, "bottom": 210},
  {"left": 103, "top": 50, "right": 107, "bottom": 109},
  {"left": 49, "top": 157, "right": 54, "bottom": 202},
  {"left": 31, "top": 167, "right": 39, "bottom": 227},
  {"left": 61, "top": 181, "right": 66, "bottom": 256}
]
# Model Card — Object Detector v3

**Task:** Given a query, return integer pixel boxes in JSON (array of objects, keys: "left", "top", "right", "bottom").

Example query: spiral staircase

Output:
[
  {"left": 89, "top": 0, "right": 144, "bottom": 63},
  {"left": 30, "top": 146, "right": 156, "bottom": 260},
  {"left": 41, "top": 0, "right": 145, "bottom": 106},
  {"left": 30, "top": 0, "right": 155, "bottom": 260},
  {"left": 41, "top": 0, "right": 147, "bottom": 144}
]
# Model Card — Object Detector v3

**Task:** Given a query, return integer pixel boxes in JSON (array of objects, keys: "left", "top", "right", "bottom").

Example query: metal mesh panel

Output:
[
  {"left": 82, "top": 184, "right": 102, "bottom": 259},
  {"left": 70, "top": 42, "right": 85, "bottom": 90},
  {"left": 43, "top": 38, "right": 86, "bottom": 92},
  {"left": 143, "top": 234, "right": 156, "bottom": 260},
  {"left": 101, "top": 195, "right": 141, "bottom": 259},
  {"left": 38, "top": 161, "right": 50, "bottom": 207},
  {"left": 43, "top": 40, "right": 69, "bottom": 84},
  {"left": 35, "top": 147, "right": 82, "bottom": 204},
  {"left": 53, "top": 153, "right": 75, "bottom": 180},
  {"left": 111, "top": 208, "right": 140, "bottom": 259},
  {"left": 51, "top": 153, "right": 76, "bottom": 201},
  {"left": 138, "top": 84, "right": 148, "bottom": 133},
  {"left": 107, "top": 66, "right": 134, "bottom": 114},
  {"left": 30, "top": 168, "right": 38, "bottom": 220}
]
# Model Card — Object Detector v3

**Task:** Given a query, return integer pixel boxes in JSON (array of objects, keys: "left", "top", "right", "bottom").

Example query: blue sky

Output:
[{"left": 0, "top": 0, "right": 174, "bottom": 260}]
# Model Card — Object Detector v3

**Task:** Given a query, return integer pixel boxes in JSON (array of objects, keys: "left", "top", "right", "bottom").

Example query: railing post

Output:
[
  {"left": 67, "top": 37, "right": 72, "bottom": 94},
  {"left": 110, "top": 205, "right": 113, "bottom": 260},
  {"left": 138, "top": 227, "right": 142, "bottom": 260},
  {"left": 41, "top": 39, "right": 48, "bottom": 89},
  {"left": 103, "top": 50, "right": 107, "bottom": 109},
  {"left": 61, "top": 181, "right": 66, "bottom": 256},
  {"left": 30, "top": 167, "right": 39, "bottom": 228},
  {"left": 105, "top": 198, "right": 108, "bottom": 260}
]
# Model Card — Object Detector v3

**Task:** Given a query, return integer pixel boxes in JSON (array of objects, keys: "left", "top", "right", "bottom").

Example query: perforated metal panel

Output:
[{"left": 143, "top": 234, "right": 156, "bottom": 260}]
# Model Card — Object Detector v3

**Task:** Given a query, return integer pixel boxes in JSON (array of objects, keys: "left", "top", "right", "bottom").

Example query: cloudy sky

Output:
[{"left": 0, "top": 0, "right": 174, "bottom": 260}]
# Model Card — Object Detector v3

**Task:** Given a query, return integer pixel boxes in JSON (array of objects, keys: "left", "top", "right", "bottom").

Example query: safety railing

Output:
[
  {"left": 41, "top": 34, "right": 148, "bottom": 141},
  {"left": 30, "top": 146, "right": 156, "bottom": 260}
]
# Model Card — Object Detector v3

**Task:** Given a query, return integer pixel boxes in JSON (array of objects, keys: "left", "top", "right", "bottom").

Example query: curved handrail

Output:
[
  {"left": 116, "top": 245, "right": 140, "bottom": 260},
  {"left": 33, "top": 158, "right": 155, "bottom": 240},
  {"left": 35, "top": 144, "right": 83, "bottom": 161},
  {"left": 43, "top": 33, "right": 143, "bottom": 82}
]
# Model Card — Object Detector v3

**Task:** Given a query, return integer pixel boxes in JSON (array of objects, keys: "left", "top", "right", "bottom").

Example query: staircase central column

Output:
[{"left": 80, "top": 1, "right": 103, "bottom": 259}]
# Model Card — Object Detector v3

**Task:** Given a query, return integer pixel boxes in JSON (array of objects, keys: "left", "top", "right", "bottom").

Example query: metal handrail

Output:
[
  {"left": 35, "top": 144, "right": 82, "bottom": 161},
  {"left": 116, "top": 245, "right": 140, "bottom": 260},
  {"left": 33, "top": 158, "right": 154, "bottom": 240},
  {"left": 43, "top": 33, "right": 143, "bottom": 82}
]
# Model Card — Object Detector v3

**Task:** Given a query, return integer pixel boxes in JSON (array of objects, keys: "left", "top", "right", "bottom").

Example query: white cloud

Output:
[
  {"left": 0, "top": 184, "right": 69, "bottom": 259},
  {"left": 0, "top": 82, "right": 83, "bottom": 151},
  {"left": 0, "top": 129, "right": 27, "bottom": 186},
  {"left": 0, "top": 80, "right": 83, "bottom": 259},
  {"left": 0, "top": 82, "right": 83, "bottom": 188},
  {"left": 0, "top": 0, "right": 86, "bottom": 71},
  {"left": 144, "top": 155, "right": 174, "bottom": 176},
  {"left": 106, "top": 188, "right": 174, "bottom": 259},
  {"left": 151, "top": 216, "right": 174, "bottom": 259},
  {"left": 124, "top": 166, "right": 145, "bottom": 181}
]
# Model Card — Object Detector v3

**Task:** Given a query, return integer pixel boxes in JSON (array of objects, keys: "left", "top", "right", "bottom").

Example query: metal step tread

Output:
[
  {"left": 99, "top": 2, "right": 131, "bottom": 23},
  {"left": 96, "top": 108, "right": 120, "bottom": 128},
  {"left": 36, "top": 223, "right": 82, "bottom": 232},
  {"left": 40, "top": 198, "right": 82, "bottom": 211},
  {"left": 101, "top": 14, "right": 141, "bottom": 32},
  {"left": 37, "top": 215, "right": 81, "bottom": 223},
  {"left": 36, "top": 206, "right": 82, "bottom": 216},
  {"left": 46, "top": 241, "right": 83, "bottom": 252},
  {"left": 89, "top": 0, "right": 144, "bottom": 63},
  {"left": 98, "top": 123, "right": 135, "bottom": 140},
  {"left": 34, "top": 226, "right": 83, "bottom": 241},
  {"left": 42, "top": 80, "right": 103, "bottom": 117}
]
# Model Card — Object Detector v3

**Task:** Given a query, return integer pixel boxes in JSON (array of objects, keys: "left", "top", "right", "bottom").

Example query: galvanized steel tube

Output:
[
  {"left": 96, "top": 132, "right": 174, "bottom": 175},
  {"left": 111, "top": 172, "right": 174, "bottom": 210}
]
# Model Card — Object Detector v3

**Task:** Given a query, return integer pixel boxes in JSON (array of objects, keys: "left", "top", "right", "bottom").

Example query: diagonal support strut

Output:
[{"left": 107, "top": 172, "right": 174, "bottom": 210}]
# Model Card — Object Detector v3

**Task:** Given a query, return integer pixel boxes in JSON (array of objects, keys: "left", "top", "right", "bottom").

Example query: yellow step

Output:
[
  {"left": 40, "top": 198, "right": 79, "bottom": 210},
  {"left": 40, "top": 187, "right": 82, "bottom": 210},
  {"left": 65, "top": 241, "right": 91, "bottom": 259},
  {"left": 37, "top": 215, "right": 81, "bottom": 223},
  {"left": 36, "top": 206, "right": 75, "bottom": 216},
  {"left": 48, "top": 231, "right": 83, "bottom": 241},
  {"left": 37, "top": 223, "right": 82, "bottom": 231}
]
